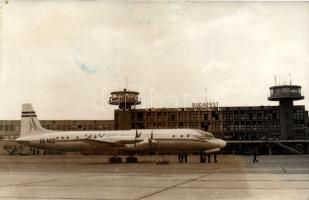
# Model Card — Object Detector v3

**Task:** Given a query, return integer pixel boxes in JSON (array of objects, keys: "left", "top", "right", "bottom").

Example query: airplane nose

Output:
[{"left": 220, "top": 139, "right": 227, "bottom": 148}]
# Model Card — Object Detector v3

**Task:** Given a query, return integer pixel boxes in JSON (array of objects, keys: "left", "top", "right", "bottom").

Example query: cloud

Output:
[
  {"left": 0, "top": 1, "right": 308, "bottom": 119},
  {"left": 76, "top": 61, "right": 96, "bottom": 74}
]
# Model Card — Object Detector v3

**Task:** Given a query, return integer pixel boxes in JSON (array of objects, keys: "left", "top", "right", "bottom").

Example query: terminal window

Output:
[{"left": 15, "top": 126, "right": 20, "bottom": 131}]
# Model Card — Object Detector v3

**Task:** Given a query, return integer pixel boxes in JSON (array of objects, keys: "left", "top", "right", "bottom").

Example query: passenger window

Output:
[
  {"left": 187, "top": 134, "right": 190, "bottom": 137},
  {"left": 76, "top": 136, "right": 79, "bottom": 139},
  {"left": 172, "top": 135, "right": 175, "bottom": 138},
  {"left": 61, "top": 136, "right": 64, "bottom": 139},
  {"left": 56, "top": 137, "right": 59, "bottom": 139},
  {"left": 180, "top": 135, "right": 183, "bottom": 138},
  {"left": 66, "top": 136, "right": 69, "bottom": 139}
]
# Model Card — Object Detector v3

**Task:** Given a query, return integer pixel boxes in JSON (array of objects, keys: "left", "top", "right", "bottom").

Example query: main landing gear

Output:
[
  {"left": 108, "top": 157, "right": 122, "bottom": 164},
  {"left": 126, "top": 157, "right": 138, "bottom": 163},
  {"left": 108, "top": 156, "right": 139, "bottom": 164}
]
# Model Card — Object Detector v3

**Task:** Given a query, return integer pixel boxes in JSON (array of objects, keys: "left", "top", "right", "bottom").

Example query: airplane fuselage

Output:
[{"left": 16, "top": 129, "right": 226, "bottom": 154}]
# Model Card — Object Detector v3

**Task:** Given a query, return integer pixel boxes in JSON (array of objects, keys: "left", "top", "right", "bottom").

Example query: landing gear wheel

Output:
[
  {"left": 109, "top": 157, "right": 122, "bottom": 163},
  {"left": 126, "top": 157, "right": 138, "bottom": 163}
]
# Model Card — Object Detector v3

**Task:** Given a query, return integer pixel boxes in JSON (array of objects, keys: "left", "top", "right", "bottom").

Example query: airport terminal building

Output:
[
  {"left": 1, "top": 84, "right": 308, "bottom": 155},
  {"left": 114, "top": 106, "right": 307, "bottom": 141},
  {"left": 111, "top": 85, "right": 309, "bottom": 154}
]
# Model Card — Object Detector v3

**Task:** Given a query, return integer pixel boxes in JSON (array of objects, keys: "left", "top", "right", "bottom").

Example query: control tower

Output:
[
  {"left": 268, "top": 85, "right": 304, "bottom": 139},
  {"left": 109, "top": 89, "right": 141, "bottom": 110}
]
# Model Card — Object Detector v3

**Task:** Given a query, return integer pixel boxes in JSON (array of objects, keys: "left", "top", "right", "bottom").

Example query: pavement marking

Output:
[
  {"left": 279, "top": 163, "right": 288, "bottom": 174},
  {"left": 134, "top": 173, "right": 214, "bottom": 200},
  {"left": 178, "top": 187, "right": 309, "bottom": 190},
  {"left": 197, "top": 179, "right": 309, "bottom": 182},
  {"left": 0, "top": 174, "right": 89, "bottom": 188},
  {"left": 0, "top": 178, "right": 64, "bottom": 188},
  {"left": 0, "top": 196, "right": 121, "bottom": 200}
]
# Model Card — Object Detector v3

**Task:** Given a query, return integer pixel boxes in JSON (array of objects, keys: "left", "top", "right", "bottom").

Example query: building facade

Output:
[
  {"left": 114, "top": 106, "right": 309, "bottom": 154},
  {"left": 114, "top": 106, "right": 308, "bottom": 140}
]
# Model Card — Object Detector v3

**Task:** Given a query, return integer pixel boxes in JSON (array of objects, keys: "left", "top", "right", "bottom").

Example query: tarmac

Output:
[{"left": 0, "top": 155, "right": 308, "bottom": 200}]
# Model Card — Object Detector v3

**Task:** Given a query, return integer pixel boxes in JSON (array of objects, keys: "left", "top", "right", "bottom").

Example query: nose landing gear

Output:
[
  {"left": 200, "top": 152, "right": 218, "bottom": 163},
  {"left": 178, "top": 152, "right": 188, "bottom": 163}
]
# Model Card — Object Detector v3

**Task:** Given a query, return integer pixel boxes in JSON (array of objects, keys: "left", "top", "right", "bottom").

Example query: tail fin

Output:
[{"left": 20, "top": 104, "right": 49, "bottom": 137}]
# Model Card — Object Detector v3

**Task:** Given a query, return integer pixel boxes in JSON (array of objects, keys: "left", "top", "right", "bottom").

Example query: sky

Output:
[{"left": 0, "top": 1, "right": 308, "bottom": 120}]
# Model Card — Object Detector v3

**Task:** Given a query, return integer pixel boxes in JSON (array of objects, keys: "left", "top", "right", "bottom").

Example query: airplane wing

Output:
[{"left": 78, "top": 137, "right": 144, "bottom": 147}]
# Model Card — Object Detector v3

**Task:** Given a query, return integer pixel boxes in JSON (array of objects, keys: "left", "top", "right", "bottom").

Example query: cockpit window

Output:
[{"left": 197, "top": 130, "right": 214, "bottom": 139}]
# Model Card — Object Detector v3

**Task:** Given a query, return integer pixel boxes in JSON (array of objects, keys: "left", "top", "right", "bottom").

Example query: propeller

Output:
[
  {"left": 148, "top": 130, "right": 156, "bottom": 147},
  {"left": 134, "top": 129, "right": 141, "bottom": 147},
  {"left": 133, "top": 130, "right": 157, "bottom": 150}
]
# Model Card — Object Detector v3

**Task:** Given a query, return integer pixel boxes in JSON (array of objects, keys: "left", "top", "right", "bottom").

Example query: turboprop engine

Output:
[
  {"left": 134, "top": 131, "right": 156, "bottom": 151},
  {"left": 135, "top": 138, "right": 156, "bottom": 150}
]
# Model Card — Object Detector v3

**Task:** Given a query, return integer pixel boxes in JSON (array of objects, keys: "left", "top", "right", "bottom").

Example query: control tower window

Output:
[
  {"left": 282, "top": 88, "right": 290, "bottom": 93},
  {"left": 273, "top": 88, "right": 280, "bottom": 94}
]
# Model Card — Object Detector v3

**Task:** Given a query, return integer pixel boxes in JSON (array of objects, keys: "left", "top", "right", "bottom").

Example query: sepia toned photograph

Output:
[{"left": 0, "top": 0, "right": 308, "bottom": 199}]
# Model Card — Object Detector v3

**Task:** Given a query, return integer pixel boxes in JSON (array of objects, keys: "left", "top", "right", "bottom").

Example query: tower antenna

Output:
[
  {"left": 204, "top": 88, "right": 207, "bottom": 103},
  {"left": 288, "top": 73, "right": 292, "bottom": 85},
  {"left": 274, "top": 75, "right": 277, "bottom": 86}
]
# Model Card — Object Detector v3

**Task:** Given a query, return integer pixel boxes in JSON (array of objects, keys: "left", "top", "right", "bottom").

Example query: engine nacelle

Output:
[{"left": 135, "top": 139, "right": 156, "bottom": 150}]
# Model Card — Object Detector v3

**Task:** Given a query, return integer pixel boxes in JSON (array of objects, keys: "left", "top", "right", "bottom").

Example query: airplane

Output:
[{"left": 16, "top": 104, "right": 227, "bottom": 163}]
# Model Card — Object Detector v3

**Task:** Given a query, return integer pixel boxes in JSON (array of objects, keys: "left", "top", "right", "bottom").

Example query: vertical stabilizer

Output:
[{"left": 20, "top": 104, "right": 49, "bottom": 137}]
